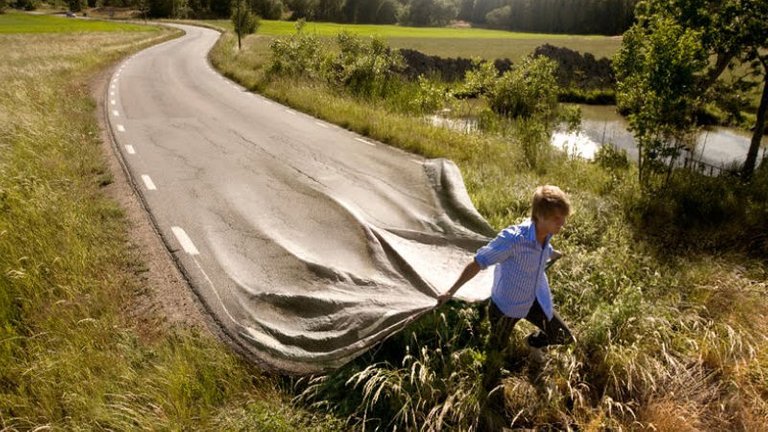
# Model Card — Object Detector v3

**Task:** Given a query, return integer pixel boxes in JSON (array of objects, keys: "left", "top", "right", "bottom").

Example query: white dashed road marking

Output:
[
  {"left": 112, "top": 110, "right": 119, "bottom": 117},
  {"left": 141, "top": 174, "right": 156, "bottom": 190},
  {"left": 125, "top": 145, "right": 135, "bottom": 154},
  {"left": 172, "top": 226, "right": 200, "bottom": 255},
  {"left": 356, "top": 138, "right": 375, "bottom": 146},
  {"left": 116, "top": 124, "right": 125, "bottom": 132}
]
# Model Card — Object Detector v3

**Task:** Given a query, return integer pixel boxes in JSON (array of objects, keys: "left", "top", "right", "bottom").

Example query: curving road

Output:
[{"left": 107, "top": 24, "right": 494, "bottom": 374}]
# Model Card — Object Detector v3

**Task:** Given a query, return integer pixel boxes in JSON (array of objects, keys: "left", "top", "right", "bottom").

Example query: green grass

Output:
[
  {"left": 209, "top": 28, "right": 768, "bottom": 431},
  {"left": 201, "top": 19, "right": 621, "bottom": 61},
  {"left": 0, "top": 10, "right": 153, "bottom": 33},
  {"left": 0, "top": 21, "right": 342, "bottom": 432}
]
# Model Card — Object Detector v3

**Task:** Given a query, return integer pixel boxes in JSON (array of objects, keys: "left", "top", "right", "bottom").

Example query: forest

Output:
[{"left": 5, "top": 0, "right": 638, "bottom": 34}]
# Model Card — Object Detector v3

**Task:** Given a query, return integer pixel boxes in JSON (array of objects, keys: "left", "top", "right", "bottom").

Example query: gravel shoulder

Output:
[{"left": 91, "top": 62, "right": 214, "bottom": 336}]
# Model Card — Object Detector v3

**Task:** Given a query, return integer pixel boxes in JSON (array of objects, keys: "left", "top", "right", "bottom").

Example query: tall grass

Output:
[
  {"left": 0, "top": 27, "right": 342, "bottom": 431},
  {"left": 210, "top": 27, "right": 768, "bottom": 430}
]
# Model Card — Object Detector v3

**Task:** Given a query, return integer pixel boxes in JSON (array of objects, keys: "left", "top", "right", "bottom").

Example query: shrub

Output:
[
  {"left": 594, "top": 144, "right": 629, "bottom": 171},
  {"left": 325, "top": 32, "right": 404, "bottom": 99},
  {"left": 410, "top": 75, "right": 454, "bottom": 113},
  {"left": 268, "top": 32, "right": 328, "bottom": 79},
  {"left": 488, "top": 55, "right": 559, "bottom": 119}
]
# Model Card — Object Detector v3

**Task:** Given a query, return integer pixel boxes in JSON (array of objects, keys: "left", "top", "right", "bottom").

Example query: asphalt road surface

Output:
[{"left": 107, "top": 24, "right": 494, "bottom": 373}]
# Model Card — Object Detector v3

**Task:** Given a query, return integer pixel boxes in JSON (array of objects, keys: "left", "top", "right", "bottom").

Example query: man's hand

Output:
[
  {"left": 438, "top": 260, "right": 481, "bottom": 307},
  {"left": 436, "top": 292, "right": 452, "bottom": 306}
]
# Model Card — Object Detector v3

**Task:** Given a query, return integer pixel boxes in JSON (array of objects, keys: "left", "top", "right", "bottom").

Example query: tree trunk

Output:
[{"left": 742, "top": 71, "right": 768, "bottom": 179}]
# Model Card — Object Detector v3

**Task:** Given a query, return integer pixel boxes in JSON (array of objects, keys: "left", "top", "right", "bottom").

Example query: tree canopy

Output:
[{"left": 615, "top": 0, "right": 768, "bottom": 182}]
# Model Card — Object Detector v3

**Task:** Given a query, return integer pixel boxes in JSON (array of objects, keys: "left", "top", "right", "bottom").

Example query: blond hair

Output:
[{"left": 531, "top": 185, "right": 571, "bottom": 222}]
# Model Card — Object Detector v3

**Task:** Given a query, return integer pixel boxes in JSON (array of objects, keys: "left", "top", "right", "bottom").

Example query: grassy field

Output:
[
  {"left": 0, "top": 10, "right": 152, "bottom": 33},
  {"left": 202, "top": 19, "right": 622, "bottom": 61},
  {"left": 0, "top": 14, "right": 342, "bottom": 431},
  {"left": 209, "top": 26, "right": 768, "bottom": 430}
]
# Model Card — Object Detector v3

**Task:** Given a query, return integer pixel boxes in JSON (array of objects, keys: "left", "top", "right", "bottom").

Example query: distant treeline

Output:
[
  {"left": 7, "top": 0, "right": 638, "bottom": 35},
  {"left": 479, "top": 0, "right": 637, "bottom": 34},
  {"left": 399, "top": 43, "right": 616, "bottom": 103}
]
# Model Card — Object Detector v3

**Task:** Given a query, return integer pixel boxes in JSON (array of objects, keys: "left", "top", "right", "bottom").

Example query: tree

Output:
[
  {"left": 314, "top": 0, "right": 341, "bottom": 21},
  {"left": 614, "top": 15, "right": 707, "bottom": 187},
  {"left": 285, "top": 0, "right": 312, "bottom": 19},
  {"left": 137, "top": 0, "right": 150, "bottom": 20},
  {"left": 67, "top": 0, "right": 87, "bottom": 12},
  {"left": 172, "top": 0, "right": 191, "bottom": 18},
  {"left": 627, "top": 0, "right": 768, "bottom": 179},
  {"left": 0, "top": 0, "right": 7, "bottom": 13},
  {"left": 398, "top": 0, "right": 457, "bottom": 26},
  {"left": 231, "top": 0, "right": 258, "bottom": 50}
]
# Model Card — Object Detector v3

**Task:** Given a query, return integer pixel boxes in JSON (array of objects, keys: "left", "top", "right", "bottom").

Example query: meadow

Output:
[
  {"left": 208, "top": 23, "right": 768, "bottom": 430},
  {"left": 0, "top": 13, "right": 342, "bottom": 431},
  {"left": 0, "top": 10, "right": 151, "bottom": 33},
  {"left": 202, "top": 18, "right": 622, "bottom": 61}
]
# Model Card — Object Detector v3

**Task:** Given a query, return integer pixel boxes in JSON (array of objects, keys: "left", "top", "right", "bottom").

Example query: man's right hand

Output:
[{"left": 436, "top": 293, "right": 452, "bottom": 306}]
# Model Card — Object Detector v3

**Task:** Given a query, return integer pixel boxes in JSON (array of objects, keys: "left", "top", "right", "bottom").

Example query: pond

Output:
[{"left": 429, "top": 105, "right": 767, "bottom": 173}]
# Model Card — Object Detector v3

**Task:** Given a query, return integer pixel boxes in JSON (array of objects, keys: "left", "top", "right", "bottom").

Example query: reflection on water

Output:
[
  {"left": 556, "top": 105, "right": 767, "bottom": 168},
  {"left": 428, "top": 105, "right": 767, "bottom": 169},
  {"left": 426, "top": 114, "right": 478, "bottom": 134}
]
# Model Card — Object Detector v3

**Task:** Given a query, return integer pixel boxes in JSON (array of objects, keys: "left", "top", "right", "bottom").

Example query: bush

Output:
[
  {"left": 594, "top": 145, "right": 629, "bottom": 171},
  {"left": 488, "top": 55, "right": 559, "bottom": 119},
  {"left": 410, "top": 75, "right": 453, "bottom": 113},
  {"left": 326, "top": 32, "right": 404, "bottom": 99},
  {"left": 268, "top": 32, "right": 328, "bottom": 79}
]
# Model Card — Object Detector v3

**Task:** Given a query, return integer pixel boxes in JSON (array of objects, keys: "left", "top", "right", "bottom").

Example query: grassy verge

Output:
[
  {"left": 0, "top": 15, "right": 342, "bottom": 431},
  {"left": 209, "top": 26, "right": 768, "bottom": 430}
]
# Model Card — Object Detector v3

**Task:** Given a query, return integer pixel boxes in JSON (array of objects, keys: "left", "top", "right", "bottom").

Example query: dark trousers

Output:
[
  {"left": 482, "top": 300, "right": 573, "bottom": 393},
  {"left": 487, "top": 299, "right": 573, "bottom": 351}
]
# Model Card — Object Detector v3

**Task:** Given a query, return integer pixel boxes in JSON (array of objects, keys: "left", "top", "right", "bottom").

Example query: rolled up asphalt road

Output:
[{"left": 107, "top": 24, "right": 494, "bottom": 374}]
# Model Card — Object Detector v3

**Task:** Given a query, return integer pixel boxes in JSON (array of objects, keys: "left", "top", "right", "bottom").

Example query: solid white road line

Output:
[
  {"left": 315, "top": 122, "right": 329, "bottom": 128},
  {"left": 285, "top": 109, "right": 296, "bottom": 115},
  {"left": 125, "top": 145, "right": 136, "bottom": 154},
  {"left": 411, "top": 159, "right": 422, "bottom": 165},
  {"left": 172, "top": 226, "right": 200, "bottom": 255},
  {"left": 116, "top": 124, "right": 125, "bottom": 132},
  {"left": 141, "top": 174, "right": 156, "bottom": 190}
]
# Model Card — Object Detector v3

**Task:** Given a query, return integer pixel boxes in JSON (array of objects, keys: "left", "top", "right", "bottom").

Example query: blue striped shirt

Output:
[{"left": 475, "top": 219, "right": 554, "bottom": 319}]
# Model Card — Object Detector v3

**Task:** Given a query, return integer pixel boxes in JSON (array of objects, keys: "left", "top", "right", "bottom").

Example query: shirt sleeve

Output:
[{"left": 475, "top": 228, "right": 521, "bottom": 269}]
